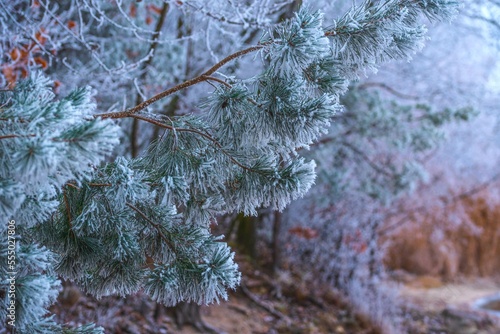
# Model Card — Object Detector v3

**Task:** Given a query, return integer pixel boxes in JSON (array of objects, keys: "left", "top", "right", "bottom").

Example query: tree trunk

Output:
[
  {"left": 235, "top": 212, "right": 257, "bottom": 259},
  {"left": 272, "top": 211, "right": 282, "bottom": 274},
  {"left": 155, "top": 302, "right": 222, "bottom": 333}
]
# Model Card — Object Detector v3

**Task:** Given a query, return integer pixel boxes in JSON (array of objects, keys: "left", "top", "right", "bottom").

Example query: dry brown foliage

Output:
[{"left": 384, "top": 193, "right": 500, "bottom": 279}]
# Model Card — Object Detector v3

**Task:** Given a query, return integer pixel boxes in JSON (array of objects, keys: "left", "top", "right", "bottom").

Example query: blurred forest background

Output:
[{"left": 2, "top": 0, "right": 500, "bottom": 333}]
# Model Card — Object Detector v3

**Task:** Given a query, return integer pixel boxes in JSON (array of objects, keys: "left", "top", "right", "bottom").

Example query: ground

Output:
[
  {"left": 51, "top": 261, "right": 500, "bottom": 333},
  {"left": 51, "top": 255, "right": 380, "bottom": 334},
  {"left": 397, "top": 274, "right": 500, "bottom": 334}
]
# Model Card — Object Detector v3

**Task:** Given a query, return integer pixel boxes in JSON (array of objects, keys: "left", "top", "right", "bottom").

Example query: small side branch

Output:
[
  {"left": 88, "top": 183, "right": 112, "bottom": 187},
  {"left": 240, "top": 282, "right": 290, "bottom": 322},
  {"left": 128, "top": 114, "right": 258, "bottom": 173},
  {"left": 203, "top": 76, "right": 232, "bottom": 88},
  {"left": 126, "top": 202, "right": 175, "bottom": 250},
  {"left": 63, "top": 187, "right": 73, "bottom": 228},
  {"left": 341, "top": 140, "right": 393, "bottom": 177},
  {"left": 0, "top": 134, "right": 35, "bottom": 140}
]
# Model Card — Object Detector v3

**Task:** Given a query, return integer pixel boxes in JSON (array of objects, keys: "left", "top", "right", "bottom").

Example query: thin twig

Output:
[
  {"left": 126, "top": 202, "right": 175, "bottom": 250},
  {"left": 240, "top": 282, "right": 290, "bottom": 322},
  {"left": 65, "top": 182, "right": 112, "bottom": 190},
  {"left": 203, "top": 76, "right": 260, "bottom": 106},
  {"left": 0, "top": 134, "right": 35, "bottom": 140},
  {"left": 204, "top": 76, "right": 232, "bottom": 88},
  {"left": 88, "top": 183, "right": 112, "bottom": 187},
  {"left": 65, "top": 183, "right": 80, "bottom": 190},
  {"left": 341, "top": 140, "right": 393, "bottom": 177},
  {"left": 128, "top": 114, "right": 257, "bottom": 173}
]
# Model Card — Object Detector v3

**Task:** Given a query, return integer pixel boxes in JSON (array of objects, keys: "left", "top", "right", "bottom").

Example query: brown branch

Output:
[
  {"left": 65, "top": 182, "right": 113, "bottom": 190},
  {"left": 65, "top": 183, "right": 80, "bottom": 190},
  {"left": 88, "top": 183, "right": 112, "bottom": 187},
  {"left": 202, "top": 45, "right": 266, "bottom": 77},
  {"left": 96, "top": 44, "right": 265, "bottom": 119},
  {"left": 97, "top": 76, "right": 210, "bottom": 119},
  {"left": 0, "top": 134, "right": 36, "bottom": 140},
  {"left": 240, "top": 282, "right": 290, "bottom": 323},
  {"left": 0, "top": 117, "right": 27, "bottom": 123},
  {"left": 204, "top": 76, "right": 232, "bottom": 88},
  {"left": 0, "top": 134, "right": 21, "bottom": 140}
]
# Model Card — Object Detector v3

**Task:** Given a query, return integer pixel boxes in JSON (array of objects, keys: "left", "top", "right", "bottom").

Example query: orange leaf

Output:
[
  {"left": 356, "top": 243, "right": 368, "bottom": 253},
  {"left": 145, "top": 16, "right": 153, "bottom": 25},
  {"left": 288, "top": 226, "right": 319, "bottom": 240},
  {"left": 9, "top": 48, "right": 21, "bottom": 61},
  {"left": 20, "top": 46, "right": 30, "bottom": 60},
  {"left": 53, "top": 80, "right": 61, "bottom": 93},
  {"left": 148, "top": 4, "right": 162, "bottom": 15},
  {"left": 31, "top": 0, "right": 40, "bottom": 8},
  {"left": 20, "top": 67, "right": 29, "bottom": 79},
  {"left": 35, "top": 28, "right": 47, "bottom": 45},
  {"left": 67, "top": 20, "right": 77, "bottom": 29},
  {"left": 2, "top": 66, "right": 17, "bottom": 85},
  {"left": 130, "top": 3, "right": 137, "bottom": 17},
  {"left": 34, "top": 57, "right": 48, "bottom": 69}
]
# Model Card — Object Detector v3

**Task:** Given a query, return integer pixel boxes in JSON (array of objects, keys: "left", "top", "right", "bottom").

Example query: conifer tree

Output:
[{"left": 0, "top": 1, "right": 459, "bottom": 332}]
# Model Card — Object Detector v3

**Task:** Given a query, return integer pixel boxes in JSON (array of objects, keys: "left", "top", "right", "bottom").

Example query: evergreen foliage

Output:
[{"left": 0, "top": 0, "right": 460, "bottom": 332}]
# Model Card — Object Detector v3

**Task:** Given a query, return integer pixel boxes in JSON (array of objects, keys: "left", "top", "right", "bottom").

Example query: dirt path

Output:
[
  {"left": 396, "top": 276, "right": 500, "bottom": 333},
  {"left": 400, "top": 278, "right": 500, "bottom": 313}
]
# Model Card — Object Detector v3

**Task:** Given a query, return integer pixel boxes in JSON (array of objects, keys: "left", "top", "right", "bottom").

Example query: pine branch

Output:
[
  {"left": 126, "top": 202, "right": 175, "bottom": 250},
  {"left": 129, "top": 114, "right": 258, "bottom": 173},
  {"left": 96, "top": 45, "right": 266, "bottom": 119}
]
